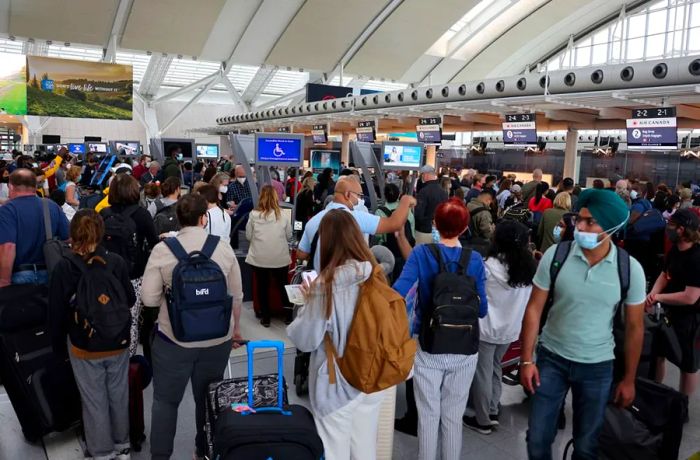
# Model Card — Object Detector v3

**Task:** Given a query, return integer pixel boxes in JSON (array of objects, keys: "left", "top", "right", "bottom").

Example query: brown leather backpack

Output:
[{"left": 324, "top": 264, "right": 416, "bottom": 393}]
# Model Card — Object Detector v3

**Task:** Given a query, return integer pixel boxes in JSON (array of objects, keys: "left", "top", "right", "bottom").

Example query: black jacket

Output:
[
  {"left": 48, "top": 247, "right": 135, "bottom": 356},
  {"left": 414, "top": 180, "right": 448, "bottom": 233},
  {"left": 103, "top": 204, "right": 160, "bottom": 278}
]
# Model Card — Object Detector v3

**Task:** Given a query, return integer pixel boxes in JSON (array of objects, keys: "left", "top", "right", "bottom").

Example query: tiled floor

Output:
[{"left": 1, "top": 302, "right": 699, "bottom": 459}]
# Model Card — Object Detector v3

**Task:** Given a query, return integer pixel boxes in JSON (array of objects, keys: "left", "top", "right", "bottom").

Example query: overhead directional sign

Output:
[
  {"left": 312, "top": 124, "right": 328, "bottom": 144},
  {"left": 503, "top": 113, "right": 537, "bottom": 146},
  {"left": 356, "top": 120, "right": 376, "bottom": 143},
  {"left": 277, "top": 126, "right": 290, "bottom": 133},
  {"left": 416, "top": 116, "right": 442, "bottom": 144},
  {"left": 626, "top": 107, "right": 677, "bottom": 151}
]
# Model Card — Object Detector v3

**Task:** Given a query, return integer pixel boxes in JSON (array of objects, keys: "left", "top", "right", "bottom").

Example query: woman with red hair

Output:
[{"left": 393, "top": 198, "right": 488, "bottom": 460}]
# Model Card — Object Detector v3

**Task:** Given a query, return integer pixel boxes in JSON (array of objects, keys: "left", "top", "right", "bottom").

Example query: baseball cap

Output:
[
  {"left": 511, "top": 184, "right": 522, "bottom": 193},
  {"left": 419, "top": 165, "right": 436, "bottom": 174},
  {"left": 670, "top": 208, "right": 700, "bottom": 230}
]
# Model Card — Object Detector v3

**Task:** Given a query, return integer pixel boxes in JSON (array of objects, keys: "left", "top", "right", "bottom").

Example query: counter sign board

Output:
[
  {"left": 356, "top": 120, "right": 376, "bottom": 143},
  {"left": 503, "top": 113, "right": 537, "bottom": 146},
  {"left": 416, "top": 117, "right": 442, "bottom": 144},
  {"left": 626, "top": 107, "right": 677, "bottom": 150}
]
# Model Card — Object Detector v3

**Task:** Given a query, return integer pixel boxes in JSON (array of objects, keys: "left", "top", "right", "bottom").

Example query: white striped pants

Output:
[{"left": 413, "top": 349, "right": 478, "bottom": 460}]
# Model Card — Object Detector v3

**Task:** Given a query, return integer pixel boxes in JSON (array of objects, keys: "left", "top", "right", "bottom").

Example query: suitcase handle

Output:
[{"left": 244, "top": 340, "right": 290, "bottom": 416}]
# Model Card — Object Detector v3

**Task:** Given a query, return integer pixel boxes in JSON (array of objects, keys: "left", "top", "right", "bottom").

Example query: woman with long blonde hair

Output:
[
  {"left": 245, "top": 185, "right": 292, "bottom": 326},
  {"left": 287, "top": 209, "right": 388, "bottom": 460}
]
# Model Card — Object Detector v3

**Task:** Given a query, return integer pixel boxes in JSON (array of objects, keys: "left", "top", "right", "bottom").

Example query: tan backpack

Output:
[{"left": 324, "top": 264, "right": 416, "bottom": 394}]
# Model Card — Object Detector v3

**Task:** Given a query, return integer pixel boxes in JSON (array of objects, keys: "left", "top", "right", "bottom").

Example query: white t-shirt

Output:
[{"left": 206, "top": 206, "right": 231, "bottom": 244}]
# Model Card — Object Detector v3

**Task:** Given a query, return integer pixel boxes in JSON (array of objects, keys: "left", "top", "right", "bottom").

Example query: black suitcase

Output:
[
  {"left": 0, "top": 284, "right": 82, "bottom": 442},
  {"left": 208, "top": 340, "right": 323, "bottom": 460}
]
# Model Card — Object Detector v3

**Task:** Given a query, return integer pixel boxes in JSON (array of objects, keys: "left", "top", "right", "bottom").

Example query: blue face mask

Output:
[
  {"left": 432, "top": 226, "right": 441, "bottom": 244},
  {"left": 573, "top": 218, "right": 628, "bottom": 250},
  {"left": 553, "top": 225, "right": 562, "bottom": 243}
]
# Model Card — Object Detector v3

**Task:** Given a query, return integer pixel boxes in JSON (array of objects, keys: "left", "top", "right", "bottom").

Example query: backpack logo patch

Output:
[
  {"left": 98, "top": 294, "right": 110, "bottom": 305},
  {"left": 195, "top": 288, "right": 209, "bottom": 296}
]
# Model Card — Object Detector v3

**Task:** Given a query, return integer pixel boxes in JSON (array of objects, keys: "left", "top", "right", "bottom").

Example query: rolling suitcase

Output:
[
  {"left": 0, "top": 285, "right": 82, "bottom": 443},
  {"left": 207, "top": 340, "right": 323, "bottom": 460}
]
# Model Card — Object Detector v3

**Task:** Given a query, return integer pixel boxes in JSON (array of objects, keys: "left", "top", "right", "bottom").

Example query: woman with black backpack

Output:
[
  {"left": 49, "top": 209, "right": 135, "bottom": 460},
  {"left": 100, "top": 173, "right": 159, "bottom": 361},
  {"left": 393, "top": 198, "right": 488, "bottom": 460}
]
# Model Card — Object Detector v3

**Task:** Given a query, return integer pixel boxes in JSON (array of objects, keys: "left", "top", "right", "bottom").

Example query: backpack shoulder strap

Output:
[
  {"left": 426, "top": 244, "right": 446, "bottom": 272},
  {"left": 378, "top": 206, "right": 393, "bottom": 217},
  {"left": 123, "top": 204, "right": 140, "bottom": 219},
  {"left": 470, "top": 206, "right": 489, "bottom": 218},
  {"left": 42, "top": 198, "right": 53, "bottom": 241},
  {"left": 549, "top": 241, "right": 573, "bottom": 294},
  {"left": 201, "top": 234, "right": 220, "bottom": 258},
  {"left": 67, "top": 252, "right": 88, "bottom": 276},
  {"left": 614, "top": 247, "right": 632, "bottom": 327},
  {"left": 164, "top": 237, "right": 188, "bottom": 262},
  {"left": 457, "top": 248, "right": 473, "bottom": 275},
  {"left": 308, "top": 231, "right": 321, "bottom": 270}
]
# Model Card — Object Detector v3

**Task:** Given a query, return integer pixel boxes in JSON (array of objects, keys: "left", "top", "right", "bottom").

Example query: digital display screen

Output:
[
  {"left": 416, "top": 126, "right": 442, "bottom": 144},
  {"left": 626, "top": 108, "right": 678, "bottom": 151},
  {"left": 356, "top": 129, "right": 375, "bottom": 143},
  {"left": 312, "top": 125, "right": 327, "bottom": 144},
  {"left": 88, "top": 142, "right": 108, "bottom": 153},
  {"left": 68, "top": 143, "right": 85, "bottom": 155},
  {"left": 196, "top": 144, "right": 220, "bottom": 158},
  {"left": 256, "top": 135, "right": 303, "bottom": 165},
  {"left": 113, "top": 141, "right": 140, "bottom": 156},
  {"left": 503, "top": 113, "right": 538, "bottom": 146},
  {"left": 383, "top": 143, "right": 424, "bottom": 170},
  {"left": 311, "top": 150, "right": 340, "bottom": 177},
  {"left": 163, "top": 140, "right": 194, "bottom": 159}
]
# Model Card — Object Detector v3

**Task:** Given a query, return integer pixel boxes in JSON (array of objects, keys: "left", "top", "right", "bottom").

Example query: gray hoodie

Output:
[{"left": 286, "top": 260, "right": 371, "bottom": 417}]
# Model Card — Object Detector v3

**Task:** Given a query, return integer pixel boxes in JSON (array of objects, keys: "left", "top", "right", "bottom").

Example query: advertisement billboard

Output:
[
  {"left": 0, "top": 52, "right": 27, "bottom": 115},
  {"left": 26, "top": 56, "right": 133, "bottom": 120}
]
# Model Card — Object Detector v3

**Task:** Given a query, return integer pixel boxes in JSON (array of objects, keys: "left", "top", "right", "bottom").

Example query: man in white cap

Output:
[{"left": 414, "top": 165, "right": 448, "bottom": 245}]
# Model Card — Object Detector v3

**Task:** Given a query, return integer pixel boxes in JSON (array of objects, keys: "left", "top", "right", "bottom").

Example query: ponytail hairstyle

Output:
[{"left": 71, "top": 209, "right": 104, "bottom": 258}]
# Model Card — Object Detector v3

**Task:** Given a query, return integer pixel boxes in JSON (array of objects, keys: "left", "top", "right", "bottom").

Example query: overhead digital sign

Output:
[
  {"left": 626, "top": 107, "right": 678, "bottom": 151},
  {"left": 255, "top": 133, "right": 304, "bottom": 166},
  {"left": 356, "top": 120, "right": 376, "bottom": 143},
  {"left": 416, "top": 117, "right": 442, "bottom": 144},
  {"left": 503, "top": 113, "right": 537, "bottom": 146},
  {"left": 312, "top": 124, "right": 327, "bottom": 144}
]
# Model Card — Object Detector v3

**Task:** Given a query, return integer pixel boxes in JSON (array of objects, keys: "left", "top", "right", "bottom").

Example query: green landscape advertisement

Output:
[
  {"left": 26, "top": 56, "right": 133, "bottom": 120},
  {"left": 0, "top": 52, "right": 27, "bottom": 115}
]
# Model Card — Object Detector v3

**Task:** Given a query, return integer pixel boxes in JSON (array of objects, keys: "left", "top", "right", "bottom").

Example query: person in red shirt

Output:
[
  {"left": 132, "top": 155, "right": 150, "bottom": 181},
  {"left": 528, "top": 182, "right": 553, "bottom": 214}
]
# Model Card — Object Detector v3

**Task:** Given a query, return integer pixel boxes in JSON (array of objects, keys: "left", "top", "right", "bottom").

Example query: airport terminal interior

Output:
[{"left": 1, "top": 0, "right": 700, "bottom": 459}]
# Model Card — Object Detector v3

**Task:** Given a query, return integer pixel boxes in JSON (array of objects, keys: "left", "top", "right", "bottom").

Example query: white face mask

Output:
[
  {"left": 146, "top": 161, "right": 152, "bottom": 168},
  {"left": 356, "top": 198, "right": 365, "bottom": 209},
  {"left": 630, "top": 190, "right": 639, "bottom": 200},
  {"left": 219, "top": 185, "right": 228, "bottom": 193},
  {"left": 237, "top": 177, "right": 246, "bottom": 184}
]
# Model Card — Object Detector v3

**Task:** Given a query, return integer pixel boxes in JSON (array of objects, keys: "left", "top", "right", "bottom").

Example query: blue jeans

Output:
[
  {"left": 526, "top": 346, "right": 613, "bottom": 460},
  {"left": 11, "top": 269, "right": 48, "bottom": 285}
]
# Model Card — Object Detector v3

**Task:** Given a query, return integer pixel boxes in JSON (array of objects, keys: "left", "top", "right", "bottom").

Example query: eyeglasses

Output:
[
  {"left": 575, "top": 215, "right": 598, "bottom": 227},
  {"left": 349, "top": 191, "right": 365, "bottom": 200}
]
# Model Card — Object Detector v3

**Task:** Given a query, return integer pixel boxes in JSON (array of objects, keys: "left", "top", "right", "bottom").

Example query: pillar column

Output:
[
  {"left": 425, "top": 145, "right": 437, "bottom": 168},
  {"left": 341, "top": 132, "right": 350, "bottom": 166},
  {"left": 563, "top": 128, "right": 579, "bottom": 182}
]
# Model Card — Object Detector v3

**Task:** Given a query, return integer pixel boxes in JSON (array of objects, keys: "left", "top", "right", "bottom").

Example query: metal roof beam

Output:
[{"left": 103, "top": 0, "right": 134, "bottom": 63}]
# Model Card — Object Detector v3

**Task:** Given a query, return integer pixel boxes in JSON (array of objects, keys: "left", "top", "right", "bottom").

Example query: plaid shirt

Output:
[{"left": 226, "top": 180, "right": 252, "bottom": 205}]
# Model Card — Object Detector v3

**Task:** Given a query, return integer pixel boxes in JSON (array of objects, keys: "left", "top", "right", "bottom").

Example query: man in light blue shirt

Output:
[
  {"left": 519, "top": 189, "right": 646, "bottom": 460},
  {"left": 297, "top": 176, "right": 415, "bottom": 269}
]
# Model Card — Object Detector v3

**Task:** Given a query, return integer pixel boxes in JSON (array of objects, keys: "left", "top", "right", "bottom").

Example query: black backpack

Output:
[
  {"left": 377, "top": 206, "right": 415, "bottom": 256},
  {"left": 164, "top": 235, "right": 232, "bottom": 342},
  {"left": 420, "top": 245, "right": 480, "bottom": 355},
  {"left": 68, "top": 253, "right": 131, "bottom": 352},
  {"left": 154, "top": 204, "right": 180, "bottom": 235},
  {"left": 101, "top": 205, "right": 140, "bottom": 276}
]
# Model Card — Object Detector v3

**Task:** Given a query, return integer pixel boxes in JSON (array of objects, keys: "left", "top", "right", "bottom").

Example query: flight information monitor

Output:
[
  {"left": 356, "top": 120, "right": 376, "bottom": 143},
  {"left": 255, "top": 133, "right": 304, "bottom": 166},
  {"left": 311, "top": 124, "right": 328, "bottom": 144},
  {"left": 196, "top": 144, "right": 220, "bottom": 159},
  {"left": 87, "top": 142, "right": 109, "bottom": 154},
  {"left": 382, "top": 142, "right": 425, "bottom": 170},
  {"left": 113, "top": 141, "right": 140, "bottom": 156},
  {"left": 416, "top": 117, "right": 442, "bottom": 144},
  {"left": 626, "top": 107, "right": 678, "bottom": 150},
  {"left": 503, "top": 113, "right": 538, "bottom": 147},
  {"left": 68, "top": 143, "right": 86, "bottom": 155}
]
